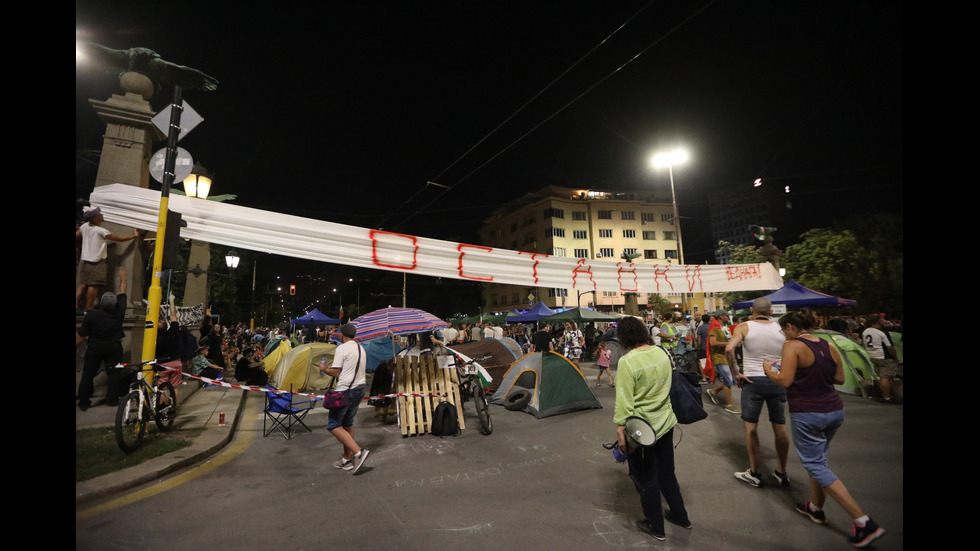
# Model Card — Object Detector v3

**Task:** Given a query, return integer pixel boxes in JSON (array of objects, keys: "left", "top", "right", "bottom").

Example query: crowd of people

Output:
[
  {"left": 75, "top": 208, "right": 898, "bottom": 545},
  {"left": 613, "top": 305, "right": 895, "bottom": 548}
]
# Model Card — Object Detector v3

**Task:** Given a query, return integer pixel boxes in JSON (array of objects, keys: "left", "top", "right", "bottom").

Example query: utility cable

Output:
[{"left": 387, "top": 0, "right": 718, "bottom": 232}]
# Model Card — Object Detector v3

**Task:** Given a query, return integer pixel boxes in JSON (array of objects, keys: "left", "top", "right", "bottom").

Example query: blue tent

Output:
[
  {"left": 733, "top": 280, "right": 857, "bottom": 309},
  {"left": 507, "top": 302, "right": 557, "bottom": 323},
  {"left": 363, "top": 336, "right": 403, "bottom": 372},
  {"left": 290, "top": 308, "right": 341, "bottom": 325}
]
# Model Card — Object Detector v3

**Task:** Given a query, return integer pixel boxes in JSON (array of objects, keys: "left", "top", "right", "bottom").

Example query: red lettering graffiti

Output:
[
  {"left": 572, "top": 259, "right": 597, "bottom": 290},
  {"left": 648, "top": 264, "right": 674, "bottom": 292},
  {"left": 517, "top": 251, "right": 548, "bottom": 284},
  {"left": 458, "top": 244, "right": 494, "bottom": 281},
  {"left": 615, "top": 263, "right": 639, "bottom": 292},
  {"left": 684, "top": 264, "right": 704, "bottom": 292},
  {"left": 370, "top": 229, "right": 418, "bottom": 270},
  {"left": 725, "top": 264, "right": 762, "bottom": 281}
]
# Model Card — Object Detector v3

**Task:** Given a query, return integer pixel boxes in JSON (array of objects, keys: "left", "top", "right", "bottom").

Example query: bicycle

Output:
[
  {"left": 113, "top": 359, "right": 179, "bottom": 453},
  {"left": 449, "top": 354, "right": 493, "bottom": 435}
]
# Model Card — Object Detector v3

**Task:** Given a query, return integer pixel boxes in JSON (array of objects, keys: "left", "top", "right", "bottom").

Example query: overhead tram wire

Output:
[
  {"left": 386, "top": 0, "right": 719, "bottom": 233},
  {"left": 377, "top": 0, "right": 659, "bottom": 233}
]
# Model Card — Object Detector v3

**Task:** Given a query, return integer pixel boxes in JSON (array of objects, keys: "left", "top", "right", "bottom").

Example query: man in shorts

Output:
[
  {"left": 75, "top": 207, "right": 141, "bottom": 312},
  {"left": 725, "top": 298, "right": 790, "bottom": 488},
  {"left": 320, "top": 323, "right": 371, "bottom": 474},
  {"left": 705, "top": 310, "right": 739, "bottom": 415},
  {"left": 862, "top": 314, "right": 900, "bottom": 404}
]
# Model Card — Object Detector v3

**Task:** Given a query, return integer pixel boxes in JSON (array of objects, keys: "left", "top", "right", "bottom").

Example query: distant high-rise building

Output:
[{"left": 707, "top": 184, "right": 793, "bottom": 264}]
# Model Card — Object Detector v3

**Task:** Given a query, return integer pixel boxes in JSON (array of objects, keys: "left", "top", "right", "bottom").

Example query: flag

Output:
[{"left": 339, "top": 305, "right": 345, "bottom": 321}]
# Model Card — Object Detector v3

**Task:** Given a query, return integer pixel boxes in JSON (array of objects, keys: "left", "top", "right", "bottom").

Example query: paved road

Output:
[{"left": 76, "top": 361, "right": 902, "bottom": 550}]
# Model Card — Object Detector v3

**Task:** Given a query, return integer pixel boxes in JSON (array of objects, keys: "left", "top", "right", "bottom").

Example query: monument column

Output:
[{"left": 85, "top": 73, "right": 166, "bottom": 363}]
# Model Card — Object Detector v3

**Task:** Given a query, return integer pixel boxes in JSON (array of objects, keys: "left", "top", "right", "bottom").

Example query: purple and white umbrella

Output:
[{"left": 331, "top": 307, "right": 448, "bottom": 342}]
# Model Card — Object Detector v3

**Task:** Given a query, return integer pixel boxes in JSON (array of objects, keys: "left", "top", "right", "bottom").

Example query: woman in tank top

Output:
[{"left": 762, "top": 309, "right": 886, "bottom": 549}]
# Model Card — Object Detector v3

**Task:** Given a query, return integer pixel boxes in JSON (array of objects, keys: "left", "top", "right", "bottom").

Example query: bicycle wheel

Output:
[
  {"left": 154, "top": 382, "right": 177, "bottom": 431},
  {"left": 115, "top": 390, "right": 147, "bottom": 453},
  {"left": 473, "top": 386, "right": 493, "bottom": 435},
  {"left": 673, "top": 354, "right": 696, "bottom": 375}
]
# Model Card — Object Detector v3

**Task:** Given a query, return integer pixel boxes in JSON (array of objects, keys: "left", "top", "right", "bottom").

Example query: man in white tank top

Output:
[{"left": 724, "top": 298, "right": 791, "bottom": 489}]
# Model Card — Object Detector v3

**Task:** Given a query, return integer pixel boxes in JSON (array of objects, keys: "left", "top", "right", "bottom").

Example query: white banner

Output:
[{"left": 89, "top": 184, "right": 783, "bottom": 293}]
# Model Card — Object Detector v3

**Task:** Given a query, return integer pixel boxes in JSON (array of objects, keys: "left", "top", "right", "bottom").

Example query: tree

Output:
[
  {"left": 784, "top": 228, "right": 880, "bottom": 307},
  {"left": 715, "top": 241, "right": 770, "bottom": 307},
  {"left": 646, "top": 293, "right": 672, "bottom": 318}
]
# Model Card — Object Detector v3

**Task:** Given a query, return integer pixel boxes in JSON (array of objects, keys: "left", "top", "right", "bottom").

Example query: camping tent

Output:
[
  {"left": 506, "top": 302, "right": 557, "bottom": 323},
  {"left": 446, "top": 338, "right": 522, "bottom": 392},
  {"left": 489, "top": 351, "right": 602, "bottom": 418},
  {"left": 263, "top": 337, "right": 292, "bottom": 375},
  {"left": 290, "top": 308, "right": 341, "bottom": 326},
  {"left": 812, "top": 330, "right": 877, "bottom": 396},
  {"left": 733, "top": 280, "right": 857, "bottom": 309},
  {"left": 539, "top": 307, "right": 621, "bottom": 325},
  {"left": 362, "top": 336, "right": 403, "bottom": 373},
  {"left": 269, "top": 342, "right": 337, "bottom": 393}
]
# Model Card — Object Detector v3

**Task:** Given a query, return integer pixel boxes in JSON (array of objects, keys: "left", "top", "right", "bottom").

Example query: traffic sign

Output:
[
  {"left": 150, "top": 147, "right": 193, "bottom": 185},
  {"left": 152, "top": 101, "right": 203, "bottom": 142}
]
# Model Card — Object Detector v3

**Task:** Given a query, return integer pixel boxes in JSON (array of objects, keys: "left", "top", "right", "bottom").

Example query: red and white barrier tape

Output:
[{"left": 170, "top": 366, "right": 450, "bottom": 401}]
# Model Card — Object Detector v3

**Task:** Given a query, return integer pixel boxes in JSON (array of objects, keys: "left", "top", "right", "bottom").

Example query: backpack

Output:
[{"left": 430, "top": 401, "right": 460, "bottom": 436}]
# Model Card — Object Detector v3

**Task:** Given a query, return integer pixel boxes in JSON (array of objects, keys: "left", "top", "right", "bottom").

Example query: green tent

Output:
[
  {"left": 889, "top": 331, "right": 903, "bottom": 363},
  {"left": 489, "top": 351, "right": 601, "bottom": 418},
  {"left": 538, "top": 307, "right": 621, "bottom": 325},
  {"left": 812, "top": 330, "right": 877, "bottom": 396}
]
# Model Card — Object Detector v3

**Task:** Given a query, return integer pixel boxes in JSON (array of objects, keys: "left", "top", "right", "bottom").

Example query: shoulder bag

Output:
[
  {"left": 670, "top": 369, "right": 708, "bottom": 424},
  {"left": 324, "top": 344, "right": 361, "bottom": 410}
]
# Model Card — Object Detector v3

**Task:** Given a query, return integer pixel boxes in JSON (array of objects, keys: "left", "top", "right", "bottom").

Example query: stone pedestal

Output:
[{"left": 82, "top": 80, "right": 166, "bottom": 364}]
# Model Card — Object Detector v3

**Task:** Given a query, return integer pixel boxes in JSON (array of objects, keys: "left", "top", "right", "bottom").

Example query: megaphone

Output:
[{"left": 625, "top": 416, "right": 657, "bottom": 448}]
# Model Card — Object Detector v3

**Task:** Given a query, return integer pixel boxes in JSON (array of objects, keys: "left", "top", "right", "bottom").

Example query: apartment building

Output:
[{"left": 479, "top": 185, "right": 693, "bottom": 313}]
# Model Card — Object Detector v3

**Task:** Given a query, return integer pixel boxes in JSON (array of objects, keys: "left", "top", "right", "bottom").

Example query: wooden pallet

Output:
[{"left": 393, "top": 355, "right": 463, "bottom": 436}]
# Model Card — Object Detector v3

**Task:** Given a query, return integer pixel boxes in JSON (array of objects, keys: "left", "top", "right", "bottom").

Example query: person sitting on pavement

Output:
[
  {"left": 190, "top": 345, "right": 223, "bottom": 381},
  {"left": 234, "top": 346, "right": 268, "bottom": 386}
]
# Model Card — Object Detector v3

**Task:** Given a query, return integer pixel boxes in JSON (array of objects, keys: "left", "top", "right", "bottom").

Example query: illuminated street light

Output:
[
  {"left": 649, "top": 149, "right": 688, "bottom": 265},
  {"left": 182, "top": 163, "right": 213, "bottom": 199}
]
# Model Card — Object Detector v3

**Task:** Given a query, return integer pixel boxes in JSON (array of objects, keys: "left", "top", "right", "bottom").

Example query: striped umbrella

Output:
[{"left": 332, "top": 307, "right": 449, "bottom": 342}]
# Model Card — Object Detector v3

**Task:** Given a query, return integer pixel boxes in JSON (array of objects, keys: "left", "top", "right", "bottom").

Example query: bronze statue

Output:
[{"left": 80, "top": 42, "right": 218, "bottom": 95}]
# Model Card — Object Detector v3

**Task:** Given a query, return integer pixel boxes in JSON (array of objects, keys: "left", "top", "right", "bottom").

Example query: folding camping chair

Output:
[{"left": 263, "top": 386, "right": 319, "bottom": 439}]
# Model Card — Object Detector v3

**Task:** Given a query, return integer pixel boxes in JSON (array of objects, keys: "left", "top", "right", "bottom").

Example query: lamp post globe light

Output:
[{"left": 182, "top": 162, "right": 212, "bottom": 199}]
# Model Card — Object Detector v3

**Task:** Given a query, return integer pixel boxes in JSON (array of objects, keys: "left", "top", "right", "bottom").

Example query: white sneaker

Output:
[
  {"left": 734, "top": 469, "right": 763, "bottom": 487},
  {"left": 351, "top": 449, "right": 371, "bottom": 474},
  {"left": 334, "top": 457, "right": 353, "bottom": 471},
  {"left": 706, "top": 390, "right": 720, "bottom": 405}
]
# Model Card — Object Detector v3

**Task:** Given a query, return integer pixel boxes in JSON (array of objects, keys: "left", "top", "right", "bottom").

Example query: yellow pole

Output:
[{"left": 141, "top": 87, "right": 184, "bottom": 378}]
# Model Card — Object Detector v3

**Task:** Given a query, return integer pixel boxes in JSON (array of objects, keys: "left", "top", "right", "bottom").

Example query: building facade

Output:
[{"left": 479, "top": 185, "right": 715, "bottom": 315}]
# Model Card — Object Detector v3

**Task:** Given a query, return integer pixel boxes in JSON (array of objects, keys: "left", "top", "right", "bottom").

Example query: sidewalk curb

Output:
[{"left": 75, "top": 389, "right": 248, "bottom": 507}]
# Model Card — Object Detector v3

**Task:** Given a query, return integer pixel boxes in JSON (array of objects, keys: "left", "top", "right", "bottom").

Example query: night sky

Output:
[{"left": 76, "top": 1, "right": 902, "bottom": 301}]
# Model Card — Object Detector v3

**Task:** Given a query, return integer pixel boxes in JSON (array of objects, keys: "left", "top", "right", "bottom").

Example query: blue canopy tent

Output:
[
  {"left": 733, "top": 280, "right": 857, "bottom": 309},
  {"left": 506, "top": 302, "right": 557, "bottom": 323},
  {"left": 290, "top": 308, "right": 341, "bottom": 325},
  {"left": 290, "top": 308, "right": 341, "bottom": 343}
]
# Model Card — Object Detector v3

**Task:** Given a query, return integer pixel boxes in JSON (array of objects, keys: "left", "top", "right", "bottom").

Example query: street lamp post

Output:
[
  {"left": 250, "top": 257, "right": 257, "bottom": 331},
  {"left": 650, "top": 149, "right": 687, "bottom": 265},
  {"left": 578, "top": 289, "right": 597, "bottom": 309},
  {"left": 651, "top": 149, "right": 688, "bottom": 314}
]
